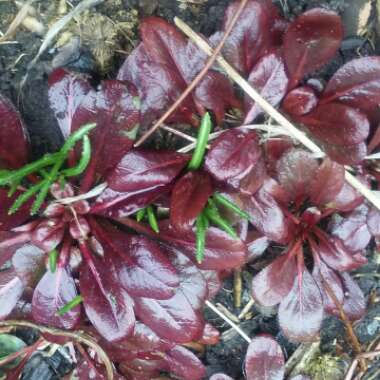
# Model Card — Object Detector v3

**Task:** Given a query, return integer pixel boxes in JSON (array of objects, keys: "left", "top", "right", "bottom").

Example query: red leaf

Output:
[
  {"left": 284, "top": 8, "right": 343, "bottom": 88},
  {"left": 276, "top": 148, "right": 319, "bottom": 202},
  {"left": 12, "top": 244, "right": 45, "bottom": 287},
  {"left": 324, "top": 142, "right": 367, "bottom": 166},
  {"left": 246, "top": 230, "right": 269, "bottom": 262},
  {"left": 90, "top": 185, "right": 170, "bottom": 218},
  {"left": 48, "top": 68, "right": 92, "bottom": 139},
  {"left": 309, "top": 158, "right": 345, "bottom": 206},
  {"left": 31, "top": 218, "right": 65, "bottom": 252},
  {"left": 107, "top": 149, "right": 188, "bottom": 193},
  {"left": 204, "top": 129, "right": 264, "bottom": 194},
  {"left": 165, "top": 346, "right": 206, "bottom": 380},
  {"left": 80, "top": 258, "right": 135, "bottom": 342},
  {"left": 245, "top": 334, "right": 285, "bottom": 380},
  {"left": 198, "top": 323, "right": 220, "bottom": 345},
  {"left": 116, "top": 236, "right": 179, "bottom": 300},
  {"left": 278, "top": 270, "right": 323, "bottom": 342},
  {"left": 0, "top": 269, "right": 24, "bottom": 320},
  {"left": 339, "top": 273, "right": 366, "bottom": 320},
  {"left": 321, "top": 57, "right": 380, "bottom": 115},
  {"left": 252, "top": 253, "right": 297, "bottom": 307},
  {"left": 330, "top": 206, "right": 371, "bottom": 252},
  {"left": 0, "top": 94, "right": 29, "bottom": 169},
  {"left": 312, "top": 260, "right": 344, "bottom": 314},
  {"left": 170, "top": 171, "right": 213, "bottom": 232},
  {"left": 76, "top": 80, "right": 141, "bottom": 191},
  {"left": 158, "top": 222, "right": 247, "bottom": 270},
  {"left": 282, "top": 86, "right": 318, "bottom": 116},
  {"left": 222, "top": 0, "right": 273, "bottom": 74},
  {"left": 333, "top": 182, "right": 364, "bottom": 212},
  {"left": 244, "top": 51, "right": 288, "bottom": 124},
  {"left": 312, "top": 233, "right": 367, "bottom": 271},
  {"left": 201, "top": 269, "right": 222, "bottom": 299},
  {"left": 32, "top": 268, "right": 80, "bottom": 329},
  {"left": 195, "top": 71, "right": 241, "bottom": 125},
  {"left": 367, "top": 206, "right": 380, "bottom": 237},
  {"left": 299, "top": 103, "right": 369, "bottom": 146},
  {"left": 76, "top": 354, "right": 107, "bottom": 380},
  {"left": 243, "top": 180, "right": 290, "bottom": 243},
  {"left": 0, "top": 189, "right": 33, "bottom": 231}
]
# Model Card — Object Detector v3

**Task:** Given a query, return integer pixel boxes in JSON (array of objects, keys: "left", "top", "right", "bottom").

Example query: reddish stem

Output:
[{"left": 57, "top": 234, "right": 73, "bottom": 269}]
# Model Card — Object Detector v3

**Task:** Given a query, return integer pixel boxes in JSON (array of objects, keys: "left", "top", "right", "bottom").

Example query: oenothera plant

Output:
[{"left": 2, "top": 0, "right": 380, "bottom": 378}]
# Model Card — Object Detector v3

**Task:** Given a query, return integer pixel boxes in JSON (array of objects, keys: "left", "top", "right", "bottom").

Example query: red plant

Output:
[{"left": 1, "top": 0, "right": 380, "bottom": 378}]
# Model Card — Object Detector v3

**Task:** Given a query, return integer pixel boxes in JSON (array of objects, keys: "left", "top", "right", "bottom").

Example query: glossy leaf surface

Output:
[
  {"left": 32, "top": 268, "right": 80, "bottom": 329},
  {"left": 0, "top": 269, "right": 24, "bottom": 320},
  {"left": 278, "top": 270, "right": 323, "bottom": 342},
  {"left": 282, "top": 86, "right": 318, "bottom": 116},
  {"left": 245, "top": 335, "right": 285, "bottom": 380},
  {"left": 0, "top": 94, "right": 29, "bottom": 169},
  {"left": 245, "top": 51, "right": 288, "bottom": 124},
  {"left": 284, "top": 8, "right": 343, "bottom": 88},
  {"left": 170, "top": 171, "right": 213, "bottom": 232}
]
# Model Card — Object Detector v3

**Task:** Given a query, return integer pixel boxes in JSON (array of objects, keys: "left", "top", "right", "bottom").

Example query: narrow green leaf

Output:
[
  {"left": 8, "top": 181, "right": 45, "bottom": 215},
  {"left": 136, "top": 208, "right": 146, "bottom": 222},
  {"left": 188, "top": 113, "right": 212, "bottom": 170},
  {"left": 147, "top": 205, "right": 159, "bottom": 233},
  {"left": 204, "top": 201, "right": 238, "bottom": 239},
  {"left": 196, "top": 213, "right": 208, "bottom": 264},
  {"left": 49, "top": 249, "right": 59, "bottom": 273},
  {"left": 56, "top": 295, "right": 83, "bottom": 316},
  {"left": 61, "top": 123, "right": 96, "bottom": 155},
  {"left": 213, "top": 192, "right": 250, "bottom": 219},
  {"left": 61, "top": 135, "right": 91, "bottom": 177}
]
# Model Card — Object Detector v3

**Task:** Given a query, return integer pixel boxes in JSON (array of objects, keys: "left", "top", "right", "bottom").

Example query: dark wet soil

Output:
[{"left": 1, "top": 1, "right": 380, "bottom": 379}]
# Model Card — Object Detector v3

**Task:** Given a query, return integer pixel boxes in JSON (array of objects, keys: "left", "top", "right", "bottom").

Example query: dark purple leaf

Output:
[
  {"left": 119, "top": 358, "right": 164, "bottom": 380},
  {"left": 107, "top": 149, "right": 188, "bottom": 192},
  {"left": 340, "top": 273, "right": 366, "bottom": 320},
  {"left": 0, "top": 94, "right": 29, "bottom": 169},
  {"left": 282, "top": 86, "right": 318, "bottom": 116},
  {"left": 332, "top": 182, "right": 364, "bottom": 212},
  {"left": 245, "top": 334, "right": 285, "bottom": 380},
  {"left": 0, "top": 189, "right": 33, "bottom": 231},
  {"left": 195, "top": 71, "right": 241, "bottom": 125},
  {"left": 243, "top": 180, "right": 290, "bottom": 244},
  {"left": 32, "top": 268, "right": 80, "bottom": 329},
  {"left": 115, "top": 235, "right": 179, "bottom": 300},
  {"left": 90, "top": 184, "right": 170, "bottom": 217},
  {"left": 299, "top": 103, "right": 369, "bottom": 146},
  {"left": 12, "top": 244, "right": 45, "bottom": 287},
  {"left": 201, "top": 269, "right": 222, "bottom": 299},
  {"left": 80, "top": 258, "right": 135, "bottom": 342},
  {"left": 31, "top": 218, "right": 65, "bottom": 252},
  {"left": 76, "top": 354, "right": 107, "bottom": 380},
  {"left": 74, "top": 80, "right": 141, "bottom": 191},
  {"left": 244, "top": 51, "right": 289, "bottom": 124},
  {"left": 278, "top": 270, "right": 323, "bottom": 342},
  {"left": 158, "top": 222, "right": 247, "bottom": 270},
  {"left": 312, "top": 260, "right": 344, "bottom": 314},
  {"left": 222, "top": 0, "right": 274, "bottom": 74},
  {"left": 284, "top": 8, "right": 343, "bottom": 88},
  {"left": 205, "top": 129, "right": 264, "bottom": 195},
  {"left": 309, "top": 158, "right": 345, "bottom": 206},
  {"left": 198, "top": 323, "right": 220, "bottom": 345},
  {"left": 167, "top": 246, "right": 208, "bottom": 310},
  {"left": 321, "top": 57, "right": 380, "bottom": 115},
  {"left": 0, "top": 269, "right": 24, "bottom": 320},
  {"left": 48, "top": 68, "right": 92, "bottom": 139},
  {"left": 312, "top": 233, "right": 367, "bottom": 271},
  {"left": 165, "top": 346, "right": 206, "bottom": 380},
  {"left": 246, "top": 230, "right": 270, "bottom": 262},
  {"left": 252, "top": 252, "right": 296, "bottom": 307},
  {"left": 324, "top": 142, "right": 367, "bottom": 166},
  {"left": 276, "top": 148, "right": 319, "bottom": 202},
  {"left": 170, "top": 171, "right": 213, "bottom": 232},
  {"left": 330, "top": 206, "right": 371, "bottom": 252}
]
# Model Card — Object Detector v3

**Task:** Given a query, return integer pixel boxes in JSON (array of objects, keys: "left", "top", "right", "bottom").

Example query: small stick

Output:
[
  {"left": 322, "top": 279, "right": 366, "bottom": 372},
  {"left": 0, "top": 320, "right": 114, "bottom": 380},
  {"left": 344, "top": 351, "right": 380, "bottom": 380},
  {"left": 174, "top": 17, "right": 380, "bottom": 212},
  {"left": 233, "top": 269, "right": 242, "bottom": 308},
  {"left": 161, "top": 125, "right": 196, "bottom": 142},
  {"left": 134, "top": 0, "right": 249, "bottom": 147},
  {"left": 206, "top": 300, "right": 251, "bottom": 343},
  {"left": 238, "top": 298, "right": 255, "bottom": 320}
]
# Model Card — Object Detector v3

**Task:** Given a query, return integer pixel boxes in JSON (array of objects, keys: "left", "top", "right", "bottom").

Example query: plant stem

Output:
[
  {"left": 213, "top": 192, "right": 249, "bottom": 219},
  {"left": 146, "top": 205, "right": 159, "bottom": 233},
  {"left": 195, "top": 213, "right": 208, "bottom": 263},
  {"left": 56, "top": 295, "right": 83, "bottom": 316}
]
